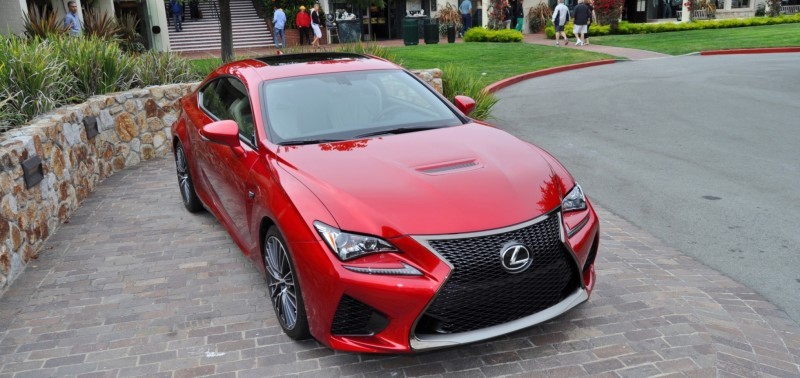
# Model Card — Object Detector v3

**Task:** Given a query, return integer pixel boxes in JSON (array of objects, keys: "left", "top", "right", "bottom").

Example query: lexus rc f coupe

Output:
[{"left": 171, "top": 53, "right": 599, "bottom": 353}]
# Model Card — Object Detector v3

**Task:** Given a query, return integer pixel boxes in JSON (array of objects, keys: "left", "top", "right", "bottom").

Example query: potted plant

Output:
[{"left": 435, "top": 3, "right": 462, "bottom": 43}]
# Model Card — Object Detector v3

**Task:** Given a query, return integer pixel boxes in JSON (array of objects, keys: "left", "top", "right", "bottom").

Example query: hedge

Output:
[
  {"left": 464, "top": 27, "right": 524, "bottom": 42},
  {"left": 545, "top": 13, "right": 800, "bottom": 38}
]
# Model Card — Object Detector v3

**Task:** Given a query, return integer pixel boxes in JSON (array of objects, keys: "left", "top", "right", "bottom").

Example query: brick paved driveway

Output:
[{"left": 1, "top": 157, "right": 799, "bottom": 377}]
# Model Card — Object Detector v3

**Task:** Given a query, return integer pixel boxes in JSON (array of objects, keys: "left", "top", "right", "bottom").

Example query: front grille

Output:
[
  {"left": 416, "top": 214, "right": 580, "bottom": 334},
  {"left": 331, "top": 295, "right": 389, "bottom": 336}
]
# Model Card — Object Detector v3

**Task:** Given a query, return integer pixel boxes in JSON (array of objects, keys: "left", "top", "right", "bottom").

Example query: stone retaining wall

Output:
[
  {"left": 0, "top": 83, "right": 197, "bottom": 294},
  {"left": 0, "top": 69, "right": 443, "bottom": 295}
]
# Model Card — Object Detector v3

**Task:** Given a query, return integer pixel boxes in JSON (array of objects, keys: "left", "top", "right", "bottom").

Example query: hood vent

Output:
[{"left": 416, "top": 159, "right": 482, "bottom": 175}]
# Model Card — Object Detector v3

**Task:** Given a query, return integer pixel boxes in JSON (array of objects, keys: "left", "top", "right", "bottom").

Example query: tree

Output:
[{"left": 219, "top": 0, "right": 233, "bottom": 63}]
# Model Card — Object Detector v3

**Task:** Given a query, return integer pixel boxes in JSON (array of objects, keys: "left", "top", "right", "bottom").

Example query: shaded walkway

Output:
[{"left": 1, "top": 157, "right": 799, "bottom": 377}]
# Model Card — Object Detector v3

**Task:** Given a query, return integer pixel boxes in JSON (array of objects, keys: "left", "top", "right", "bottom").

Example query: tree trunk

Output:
[{"left": 219, "top": 0, "right": 234, "bottom": 63}]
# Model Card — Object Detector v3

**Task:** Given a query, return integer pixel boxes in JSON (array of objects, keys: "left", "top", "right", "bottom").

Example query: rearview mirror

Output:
[
  {"left": 199, "top": 120, "right": 240, "bottom": 148},
  {"left": 454, "top": 95, "right": 476, "bottom": 116}
]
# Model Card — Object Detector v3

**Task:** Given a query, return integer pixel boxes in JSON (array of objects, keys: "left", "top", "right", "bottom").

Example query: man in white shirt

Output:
[{"left": 552, "top": 0, "right": 570, "bottom": 46}]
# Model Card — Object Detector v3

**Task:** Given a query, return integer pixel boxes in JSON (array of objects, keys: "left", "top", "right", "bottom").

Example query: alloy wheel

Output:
[{"left": 265, "top": 235, "right": 298, "bottom": 330}]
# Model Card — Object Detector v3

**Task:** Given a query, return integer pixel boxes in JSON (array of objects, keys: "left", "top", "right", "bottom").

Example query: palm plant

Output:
[
  {"left": 117, "top": 13, "right": 145, "bottom": 53},
  {"left": 436, "top": 4, "right": 463, "bottom": 36},
  {"left": 83, "top": 9, "right": 122, "bottom": 39},
  {"left": 527, "top": 3, "right": 552, "bottom": 33},
  {"left": 22, "top": 5, "right": 69, "bottom": 38}
]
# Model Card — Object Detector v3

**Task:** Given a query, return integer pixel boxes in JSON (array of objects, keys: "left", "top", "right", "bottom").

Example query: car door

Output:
[{"left": 194, "top": 77, "right": 260, "bottom": 245}]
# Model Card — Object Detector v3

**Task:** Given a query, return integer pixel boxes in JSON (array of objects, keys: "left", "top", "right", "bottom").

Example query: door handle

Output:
[{"left": 248, "top": 191, "right": 255, "bottom": 199}]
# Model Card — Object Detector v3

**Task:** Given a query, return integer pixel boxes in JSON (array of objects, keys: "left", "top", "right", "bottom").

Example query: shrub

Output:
[
  {"left": 545, "top": 14, "right": 800, "bottom": 37},
  {"left": 594, "top": 0, "right": 625, "bottom": 25},
  {"left": 436, "top": 3, "right": 463, "bottom": 36},
  {"left": 527, "top": 3, "right": 553, "bottom": 33},
  {"left": 767, "top": 0, "right": 781, "bottom": 17},
  {"left": 46, "top": 36, "right": 136, "bottom": 98},
  {"left": 441, "top": 65, "right": 498, "bottom": 121},
  {"left": 83, "top": 9, "right": 121, "bottom": 40},
  {"left": 0, "top": 36, "right": 75, "bottom": 120},
  {"left": 335, "top": 41, "right": 400, "bottom": 63},
  {"left": 463, "top": 27, "right": 523, "bottom": 42},
  {"left": 117, "top": 13, "right": 146, "bottom": 53},
  {"left": 134, "top": 51, "right": 200, "bottom": 87},
  {"left": 755, "top": 3, "right": 766, "bottom": 17},
  {"left": 22, "top": 5, "right": 68, "bottom": 38}
]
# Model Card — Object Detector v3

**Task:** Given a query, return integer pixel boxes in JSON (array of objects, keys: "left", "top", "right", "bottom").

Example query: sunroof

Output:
[{"left": 254, "top": 52, "right": 366, "bottom": 66}]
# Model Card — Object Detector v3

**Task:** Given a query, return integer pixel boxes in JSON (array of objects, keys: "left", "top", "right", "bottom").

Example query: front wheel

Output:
[
  {"left": 264, "top": 226, "right": 310, "bottom": 340},
  {"left": 174, "top": 141, "right": 203, "bottom": 213}
]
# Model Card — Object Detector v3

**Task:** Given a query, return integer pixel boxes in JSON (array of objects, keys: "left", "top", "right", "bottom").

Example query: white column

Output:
[{"left": 147, "top": 0, "right": 171, "bottom": 52}]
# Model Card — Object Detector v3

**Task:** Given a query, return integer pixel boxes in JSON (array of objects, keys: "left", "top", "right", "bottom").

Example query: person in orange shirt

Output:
[{"left": 296, "top": 5, "right": 312, "bottom": 46}]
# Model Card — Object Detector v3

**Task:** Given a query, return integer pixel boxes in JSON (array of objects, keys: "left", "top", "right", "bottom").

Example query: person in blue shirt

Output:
[
  {"left": 64, "top": 1, "right": 81, "bottom": 37},
  {"left": 170, "top": 0, "right": 183, "bottom": 32},
  {"left": 459, "top": 0, "right": 472, "bottom": 37},
  {"left": 273, "top": 6, "right": 287, "bottom": 49}
]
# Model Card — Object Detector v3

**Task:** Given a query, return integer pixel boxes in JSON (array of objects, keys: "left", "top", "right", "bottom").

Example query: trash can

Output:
[
  {"left": 403, "top": 18, "right": 419, "bottom": 46},
  {"left": 446, "top": 24, "right": 456, "bottom": 43},
  {"left": 423, "top": 18, "right": 439, "bottom": 44}
]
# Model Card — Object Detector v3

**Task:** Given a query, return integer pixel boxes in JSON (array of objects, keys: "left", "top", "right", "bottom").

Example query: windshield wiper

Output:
[
  {"left": 279, "top": 138, "right": 345, "bottom": 146},
  {"left": 352, "top": 126, "right": 443, "bottom": 139}
]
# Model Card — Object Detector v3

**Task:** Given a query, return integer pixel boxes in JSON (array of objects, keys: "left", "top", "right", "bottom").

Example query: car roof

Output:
[{"left": 215, "top": 53, "right": 402, "bottom": 83}]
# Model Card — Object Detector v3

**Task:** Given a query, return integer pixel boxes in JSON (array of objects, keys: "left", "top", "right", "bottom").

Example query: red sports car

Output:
[{"left": 171, "top": 53, "right": 599, "bottom": 353}]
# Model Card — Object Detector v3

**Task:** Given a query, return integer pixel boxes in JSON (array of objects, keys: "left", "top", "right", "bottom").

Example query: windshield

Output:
[{"left": 260, "top": 70, "right": 464, "bottom": 144}]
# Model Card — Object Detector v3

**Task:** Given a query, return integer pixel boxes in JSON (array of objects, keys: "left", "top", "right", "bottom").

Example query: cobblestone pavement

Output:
[{"left": 1, "top": 157, "right": 800, "bottom": 378}]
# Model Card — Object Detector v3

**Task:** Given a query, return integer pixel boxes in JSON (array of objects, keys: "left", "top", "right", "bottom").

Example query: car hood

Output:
[{"left": 275, "top": 124, "right": 566, "bottom": 237}]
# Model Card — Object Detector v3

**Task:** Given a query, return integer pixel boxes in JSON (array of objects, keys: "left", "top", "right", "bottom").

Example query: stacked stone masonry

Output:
[
  {"left": 0, "top": 83, "right": 196, "bottom": 294},
  {"left": 0, "top": 70, "right": 443, "bottom": 295}
]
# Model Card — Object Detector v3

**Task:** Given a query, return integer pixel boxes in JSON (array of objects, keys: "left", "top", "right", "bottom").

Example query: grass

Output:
[
  {"left": 590, "top": 23, "right": 800, "bottom": 55},
  {"left": 188, "top": 43, "right": 616, "bottom": 86},
  {"left": 387, "top": 43, "right": 615, "bottom": 85}
]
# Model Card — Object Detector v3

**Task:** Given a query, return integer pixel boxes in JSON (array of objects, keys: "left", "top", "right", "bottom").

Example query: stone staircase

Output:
[{"left": 167, "top": 0, "right": 274, "bottom": 52}]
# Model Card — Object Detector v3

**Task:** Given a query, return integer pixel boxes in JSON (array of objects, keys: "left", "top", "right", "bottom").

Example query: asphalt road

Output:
[{"left": 493, "top": 53, "right": 800, "bottom": 324}]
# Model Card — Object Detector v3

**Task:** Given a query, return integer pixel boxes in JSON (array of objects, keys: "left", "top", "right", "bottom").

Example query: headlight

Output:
[
  {"left": 314, "top": 221, "right": 398, "bottom": 261},
  {"left": 562, "top": 184, "right": 587, "bottom": 212}
]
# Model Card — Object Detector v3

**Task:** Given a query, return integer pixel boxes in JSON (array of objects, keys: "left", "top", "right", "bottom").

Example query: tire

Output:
[
  {"left": 264, "top": 226, "right": 311, "bottom": 340},
  {"left": 174, "top": 141, "right": 203, "bottom": 213}
]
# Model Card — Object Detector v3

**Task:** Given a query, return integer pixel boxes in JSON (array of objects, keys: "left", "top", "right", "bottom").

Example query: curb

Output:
[
  {"left": 700, "top": 47, "right": 800, "bottom": 56},
  {"left": 484, "top": 59, "right": 618, "bottom": 93}
]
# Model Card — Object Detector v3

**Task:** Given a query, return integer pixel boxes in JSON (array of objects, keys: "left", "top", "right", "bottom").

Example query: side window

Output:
[{"left": 200, "top": 77, "right": 256, "bottom": 147}]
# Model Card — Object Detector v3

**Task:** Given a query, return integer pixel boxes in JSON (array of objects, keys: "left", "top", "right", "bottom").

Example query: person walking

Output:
[
  {"left": 585, "top": 0, "right": 596, "bottom": 45},
  {"left": 273, "top": 6, "right": 287, "bottom": 48},
  {"left": 552, "top": 0, "right": 569, "bottom": 46},
  {"left": 459, "top": 0, "right": 472, "bottom": 37},
  {"left": 189, "top": 0, "right": 200, "bottom": 21},
  {"left": 502, "top": 1, "right": 512, "bottom": 29},
  {"left": 296, "top": 5, "right": 311, "bottom": 46},
  {"left": 169, "top": 0, "right": 183, "bottom": 32},
  {"left": 572, "top": 0, "right": 590, "bottom": 46},
  {"left": 311, "top": 3, "right": 322, "bottom": 49},
  {"left": 514, "top": 0, "right": 524, "bottom": 31},
  {"left": 64, "top": 1, "right": 82, "bottom": 37}
]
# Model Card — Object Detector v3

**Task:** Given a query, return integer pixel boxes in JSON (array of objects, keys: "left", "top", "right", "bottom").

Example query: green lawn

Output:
[
  {"left": 387, "top": 43, "right": 615, "bottom": 85},
  {"left": 590, "top": 23, "right": 800, "bottom": 55},
  {"left": 189, "top": 43, "right": 615, "bottom": 85}
]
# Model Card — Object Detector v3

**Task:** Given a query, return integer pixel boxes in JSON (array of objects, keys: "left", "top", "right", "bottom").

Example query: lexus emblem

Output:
[{"left": 500, "top": 243, "right": 532, "bottom": 273}]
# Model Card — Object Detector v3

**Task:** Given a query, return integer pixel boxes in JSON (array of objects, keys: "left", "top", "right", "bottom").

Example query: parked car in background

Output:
[{"left": 170, "top": 52, "right": 600, "bottom": 353}]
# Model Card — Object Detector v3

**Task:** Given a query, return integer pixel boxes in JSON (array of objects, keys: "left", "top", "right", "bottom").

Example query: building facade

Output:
[{"left": 2, "top": 0, "right": 170, "bottom": 52}]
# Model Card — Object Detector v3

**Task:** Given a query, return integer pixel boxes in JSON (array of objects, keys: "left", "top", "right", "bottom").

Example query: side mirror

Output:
[
  {"left": 454, "top": 95, "right": 476, "bottom": 116},
  {"left": 199, "top": 120, "right": 240, "bottom": 148}
]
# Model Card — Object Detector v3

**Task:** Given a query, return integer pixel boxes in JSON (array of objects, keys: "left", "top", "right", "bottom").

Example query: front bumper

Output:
[{"left": 291, "top": 206, "right": 599, "bottom": 353}]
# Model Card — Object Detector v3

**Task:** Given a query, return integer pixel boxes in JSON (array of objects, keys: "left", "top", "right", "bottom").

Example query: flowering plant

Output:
[{"left": 592, "top": 0, "right": 625, "bottom": 25}]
